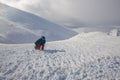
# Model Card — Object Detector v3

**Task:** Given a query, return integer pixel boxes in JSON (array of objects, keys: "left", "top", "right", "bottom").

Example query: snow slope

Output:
[
  {"left": 0, "top": 17, "right": 38, "bottom": 44},
  {"left": 0, "top": 32, "right": 120, "bottom": 80},
  {"left": 0, "top": 3, "right": 77, "bottom": 44}
]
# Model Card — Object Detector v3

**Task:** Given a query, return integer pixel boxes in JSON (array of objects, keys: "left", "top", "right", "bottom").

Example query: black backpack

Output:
[{"left": 35, "top": 40, "right": 39, "bottom": 45}]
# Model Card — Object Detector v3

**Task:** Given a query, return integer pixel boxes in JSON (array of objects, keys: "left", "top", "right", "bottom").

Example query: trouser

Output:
[
  {"left": 35, "top": 44, "right": 45, "bottom": 50},
  {"left": 40, "top": 44, "right": 44, "bottom": 50}
]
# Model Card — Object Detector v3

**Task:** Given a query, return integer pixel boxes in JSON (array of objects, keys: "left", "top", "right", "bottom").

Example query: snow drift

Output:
[
  {"left": 0, "top": 3, "right": 77, "bottom": 44},
  {"left": 0, "top": 32, "right": 120, "bottom": 80}
]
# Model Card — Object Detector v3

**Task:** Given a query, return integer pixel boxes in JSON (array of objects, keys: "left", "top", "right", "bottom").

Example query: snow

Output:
[
  {"left": 0, "top": 32, "right": 120, "bottom": 80},
  {"left": 109, "top": 29, "right": 120, "bottom": 36},
  {"left": 72, "top": 26, "right": 120, "bottom": 34},
  {"left": 0, "top": 3, "right": 77, "bottom": 44}
]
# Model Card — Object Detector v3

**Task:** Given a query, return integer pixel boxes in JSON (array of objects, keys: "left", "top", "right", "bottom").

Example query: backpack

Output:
[{"left": 35, "top": 40, "right": 39, "bottom": 45}]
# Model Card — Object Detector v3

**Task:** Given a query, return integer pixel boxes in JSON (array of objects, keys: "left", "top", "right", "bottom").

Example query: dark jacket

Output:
[{"left": 35, "top": 38, "right": 46, "bottom": 45}]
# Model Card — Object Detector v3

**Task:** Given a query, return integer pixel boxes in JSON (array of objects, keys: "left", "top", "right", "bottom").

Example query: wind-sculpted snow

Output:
[{"left": 0, "top": 32, "right": 120, "bottom": 80}]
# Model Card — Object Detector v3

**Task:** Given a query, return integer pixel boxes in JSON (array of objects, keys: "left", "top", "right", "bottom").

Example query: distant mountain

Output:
[{"left": 0, "top": 3, "right": 77, "bottom": 44}]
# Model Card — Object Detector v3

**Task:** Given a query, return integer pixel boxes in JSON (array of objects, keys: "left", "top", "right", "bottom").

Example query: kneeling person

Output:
[{"left": 35, "top": 36, "right": 46, "bottom": 50}]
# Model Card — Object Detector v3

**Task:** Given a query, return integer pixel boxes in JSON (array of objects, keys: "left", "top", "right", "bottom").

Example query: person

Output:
[{"left": 35, "top": 36, "right": 46, "bottom": 50}]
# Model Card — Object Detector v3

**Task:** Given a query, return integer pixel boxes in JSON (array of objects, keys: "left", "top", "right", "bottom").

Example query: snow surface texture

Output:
[
  {"left": 0, "top": 32, "right": 120, "bottom": 80},
  {"left": 0, "top": 3, "right": 77, "bottom": 43}
]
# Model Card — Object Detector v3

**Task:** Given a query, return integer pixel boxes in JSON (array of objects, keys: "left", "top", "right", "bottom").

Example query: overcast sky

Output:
[{"left": 1, "top": 0, "right": 120, "bottom": 27}]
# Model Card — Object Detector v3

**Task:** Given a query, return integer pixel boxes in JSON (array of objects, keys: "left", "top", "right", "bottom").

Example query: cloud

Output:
[{"left": 1, "top": 0, "right": 120, "bottom": 26}]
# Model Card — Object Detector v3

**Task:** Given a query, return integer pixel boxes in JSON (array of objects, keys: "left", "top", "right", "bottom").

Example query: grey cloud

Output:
[{"left": 1, "top": 0, "right": 120, "bottom": 27}]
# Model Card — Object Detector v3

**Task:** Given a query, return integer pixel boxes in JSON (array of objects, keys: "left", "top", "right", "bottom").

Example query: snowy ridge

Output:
[
  {"left": 0, "top": 3, "right": 77, "bottom": 43},
  {"left": 0, "top": 32, "right": 120, "bottom": 80}
]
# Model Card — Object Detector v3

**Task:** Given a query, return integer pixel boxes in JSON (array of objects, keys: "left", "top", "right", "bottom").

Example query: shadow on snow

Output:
[{"left": 44, "top": 49, "right": 66, "bottom": 54}]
